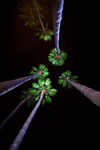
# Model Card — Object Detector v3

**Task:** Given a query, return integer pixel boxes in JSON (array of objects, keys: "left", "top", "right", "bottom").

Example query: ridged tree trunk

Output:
[
  {"left": 52, "top": 0, "right": 64, "bottom": 55},
  {"left": 0, "top": 95, "right": 31, "bottom": 130},
  {"left": 0, "top": 72, "right": 39, "bottom": 96},
  {"left": 9, "top": 91, "right": 44, "bottom": 150},
  {"left": 68, "top": 79, "right": 100, "bottom": 107}
]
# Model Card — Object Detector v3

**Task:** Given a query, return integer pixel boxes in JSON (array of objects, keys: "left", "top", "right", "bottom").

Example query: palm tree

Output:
[
  {"left": 52, "top": 0, "right": 64, "bottom": 56},
  {"left": 0, "top": 64, "right": 50, "bottom": 129},
  {"left": 9, "top": 78, "right": 57, "bottom": 150},
  {"left": 0, "top": 64, "right": 49, "bottom": 96},
  {"left": 33, "top": 0, "right": 54, "bottom": 41},
  {"left": 0, "top": 95, "right": 31, "bottom": 130},
  {"left": 48, "top": 0, "right": 67, "bottom": 66},
  {"left": 58, "top": 70, "right": 100, "bottom": 107},
  {"left": 9, "top": 90, "right": 45, "bottom": 150},
  {"left": 0, "top": 72, "right": 39, "bottom": 96},
  {"left": 67, "top": 78, "right": 100, "bottom": 107}
]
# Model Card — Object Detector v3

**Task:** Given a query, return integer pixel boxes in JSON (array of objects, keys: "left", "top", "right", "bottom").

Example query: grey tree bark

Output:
[
  {"left": 9, "top": 92, "right": 44, "bottom": 150},
  {"left": 0, "top": 72, "right": 39, "bottom": 96},
  {"left": 52, "top": 0, "right": 64, "bottom": 55},
  {"left": 68, "top": 79, "right": 100, "bottom": 107}
]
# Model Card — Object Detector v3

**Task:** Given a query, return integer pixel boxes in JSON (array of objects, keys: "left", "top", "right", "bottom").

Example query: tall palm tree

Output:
[
  {"left": 48, "top": 0, "right": 67, "bottom": 66},
  {"left": 58, "top": 70, "right": 100, "bottom": 107},
  {"left": 33, "top": 0, "right": 54, "bottom": 41},
  {"left": 9, "top": 90, "right": 45, "bottom": 150},
  {"left": 0, "top": 95, "right": 31, "bottom": 130},
  {"left": 67, "top": 78, "right": 100, "bottom": 107},
  {"left": 52, "top": 0, "right": 64, "bottom": 56},
  {"left": 0, "top": 72, "right": 40, "bottom": 96}
]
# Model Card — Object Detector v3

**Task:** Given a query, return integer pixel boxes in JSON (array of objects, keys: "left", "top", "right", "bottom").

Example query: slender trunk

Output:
[
  {"left": 33, "top": 0, "right": 45, "bottom": 31},
  {"left": 0, "top": 95, "right": 31, "bottom": 130},
  {"left": 52, "top": 0, "right": 64, "bottom": 55},
  {"left": 9, "top": 92, "right": 44, "bottom": 150},
  {"left": 68, "top": 79, "right": 100, "bottom": 107},
  {"left": 0, "top": 72, "right": 39, "bottom": 96}
]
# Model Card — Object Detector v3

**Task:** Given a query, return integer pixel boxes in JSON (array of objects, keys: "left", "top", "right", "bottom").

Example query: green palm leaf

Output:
[
  {"left": 48, "top": 48, "right": 67, "bottom": 66},
  {"left": 30, "top": 64, "right": 49, "bottom": 79},
  {"left": 58, "top": 70, "right": 78, "bottom": 88}
]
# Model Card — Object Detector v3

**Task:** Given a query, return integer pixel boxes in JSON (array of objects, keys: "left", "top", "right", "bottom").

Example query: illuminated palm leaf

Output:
[
  {"left": 48, "top": 48, "right": 67, "bottom": 66},
  {"left": 58, "top": 70, "right": 78, "bottom": 88},
  {"left": 29, "top": 64, "right": 49, "bottom": 79},
  {"left": 26, "top": 78, "right": 57, "bottom": 106},
  {"left": 36, "top": 24, "right": 54, "bottom": 41}
]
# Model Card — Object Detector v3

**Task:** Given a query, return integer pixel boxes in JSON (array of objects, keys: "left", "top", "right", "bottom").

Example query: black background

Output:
[{"left": 0, "top": 0, "right": 100, "bottom": 149}]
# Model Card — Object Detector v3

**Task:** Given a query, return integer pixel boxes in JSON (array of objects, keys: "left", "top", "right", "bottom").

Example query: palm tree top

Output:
[
  {"left": 29, "top": 64, "right": 49, "bottom": 79},
  {"left": 48, "top": 48, "right": 67, "bottom": 66},
  {"left": 21, "top": 78, "right": 57, "bottom": 106},
  {"left": 58, "top": 70, "right": 78, "bottom": 88}
]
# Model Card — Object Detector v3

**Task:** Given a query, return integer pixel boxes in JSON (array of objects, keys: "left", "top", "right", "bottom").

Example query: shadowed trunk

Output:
[
  {"left": 33, "top": 0, "right": 45, "bottom": 31},
  {"left": 52, "top": 0, "right": 64, "bottom": 55},
  {"left": 0, "top": 95, "right": 31, "bottom": 130},
  {"left": 0, "top": 72, "right": 39, "bottom": 96},
  {"left": 9, "top": 91, "right": 44, "bottom": 150},
  {"left": 68, "top": 79, "right": 100, "bottom": 107}
]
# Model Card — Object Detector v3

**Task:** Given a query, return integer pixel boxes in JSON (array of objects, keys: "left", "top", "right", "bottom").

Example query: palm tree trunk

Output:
[
  {"left": 52, "top": 0, "right": 64, "bottom": 55},
  {"left": 68, "top": 79, "right": 100, "bottom": 107},
  {"left": 9, "top": 91, "right": 44, "bottom": 150},
  {"left": 0, "top": 95, "right": 31, "bottom": 130},
  {"left": 33, "top": 0, "right": 45, "bottom": 32},
  {"left": 0, "top": 72, "right": 39, "bottom": 96}
]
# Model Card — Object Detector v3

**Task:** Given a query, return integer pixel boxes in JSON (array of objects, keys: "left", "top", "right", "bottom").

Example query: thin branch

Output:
[
  {"left": 9, "top": 91, "right": 44, "bottom": 150},
  {"left": 0, "top": 95, "right": 31, "bottom": 130},
  {"left": 33, "top": 0, "right": 45, "bottom": 31}
]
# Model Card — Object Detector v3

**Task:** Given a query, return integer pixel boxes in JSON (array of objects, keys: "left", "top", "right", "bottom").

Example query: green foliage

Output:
[
  {"left": 32, "top": 83, "right": 39, "bottom": 88},
  {"left": 29, "top": 64, "right": 49, "bottom": 80},
  {"left": 49, "top": 89, "right": 57, "bottom": 96},
  {"left": 31, "top": 78, "right": 57, "bottom": 105},
  {"left": 18, "top": 0, "right": 40, "bottom": 28},
  {"left": 18, "top": 1, "right": 53, "bottom": 41},
  {"left": 20, "top": 14, "right": 39, "bottom": 28},
  {"left": 58, "top": 70, "right": 78, "bottom": 88},
  {"left": 20, "top": 78, "right": 57, "bottom": 106},
  {"left": 27, "top": 96, "right": 35, "bottom": 107},
  {"left": 36, "top": 24, "right": 54, "bottom": 41},
  {"left": 45, "top": 78, "right": 51, "bottom": 85},
  {"left": 48, "top": 48, "right": 67, "bottom": 66},
  {"left": 20, "top": 88, "right": 35, "bottom": 107}
]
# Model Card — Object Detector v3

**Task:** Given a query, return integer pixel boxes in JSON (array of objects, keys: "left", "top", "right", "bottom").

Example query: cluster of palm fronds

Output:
[
  {"left": 21, "top": 64, "right": 57, "bottom": 107},
  {"left": 18, "top": 0, "right": 54, "bottom": 41}
]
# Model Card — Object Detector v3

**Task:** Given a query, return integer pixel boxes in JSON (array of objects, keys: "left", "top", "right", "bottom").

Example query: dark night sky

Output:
[{"left": 0, "top": 0, "right": 100, "bottom": 149}]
